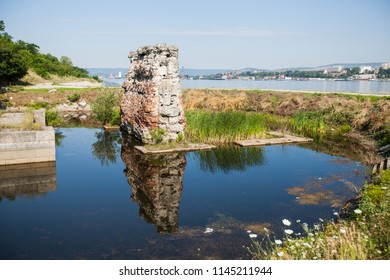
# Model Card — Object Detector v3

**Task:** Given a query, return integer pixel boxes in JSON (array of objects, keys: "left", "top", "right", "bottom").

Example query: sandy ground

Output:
[{"left": 25, "top": 81, "right": 103, "bottom": 89}]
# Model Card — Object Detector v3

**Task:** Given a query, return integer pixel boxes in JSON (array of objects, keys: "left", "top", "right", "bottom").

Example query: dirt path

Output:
[{"left": 25, "top": 81, "right": 102, "bottom": 89}]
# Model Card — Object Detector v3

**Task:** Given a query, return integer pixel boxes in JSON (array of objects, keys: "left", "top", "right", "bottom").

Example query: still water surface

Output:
[{"left": 0, "top": 128, "right": 367, "bottom": 259}]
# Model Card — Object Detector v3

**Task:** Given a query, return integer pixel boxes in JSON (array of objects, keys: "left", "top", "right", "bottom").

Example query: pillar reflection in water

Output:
[
  {"left": 121, "top": 136, "right": 186, "bottom": 234},
  {"left": 0, "top": 162, "right": 57, "bottom": 201}
]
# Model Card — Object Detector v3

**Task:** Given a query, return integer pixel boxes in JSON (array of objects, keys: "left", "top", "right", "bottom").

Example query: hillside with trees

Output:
[{"left": 0, "top": 20, "right": 98, "bottom": 85}]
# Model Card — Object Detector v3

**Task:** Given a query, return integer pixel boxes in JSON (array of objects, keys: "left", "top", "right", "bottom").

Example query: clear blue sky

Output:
[{"left": 1, "top": 0, "right": 389, "bottom": 69}]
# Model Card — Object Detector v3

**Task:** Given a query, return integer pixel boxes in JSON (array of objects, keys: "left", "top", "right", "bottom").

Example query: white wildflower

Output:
[
  {"left": 284, "top": 229, "right": 294, "bottom": 235},
  {"left": 282, "top": 219, "right": 291, "bottom": 226},
  {"left": 275, "top": 239, "right": 283, "bottom": 245},
  {"left": 319, "top": 218, "right": 324, "bottom": 222},
  {"left": 249, "top": 233, "right": 257, "bottom": 239},
  {"left": 332, "top": 235, "right": 338, "bottom": 239},
  {"left": 381, "top": 187, "right": 387, "bottom": 190},
  {"left": 333, "top": 212, "right": 339, "bottom": 216},
  {"left": 354, "top": 209, "right": 362, "bottom": 214},
  {"left": 246, "top": 230, "right": 252, "bottom": 233},
  {"left": 296, "top": 219, "right": 301, "bottom": 223},
  {"left": 277, "top": 252, "right": 284, "bottom": 257},
  {"left": 204, "top": 228, "right": 213, "bottom": 234},
  {"left": 340, "top": 228, "right": 346, "bottom": 234}
]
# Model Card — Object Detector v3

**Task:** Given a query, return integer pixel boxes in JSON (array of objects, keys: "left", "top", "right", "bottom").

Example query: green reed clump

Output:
[
  {"left": 292, "top": 111, "right": 325, "bottom": 135},
  {"left": 185, "top": 110, "right": 267, "bottom": 143}
]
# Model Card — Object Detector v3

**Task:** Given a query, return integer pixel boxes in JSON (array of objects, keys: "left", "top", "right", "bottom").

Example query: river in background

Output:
[
  {"left": 87, "top": 68, "right": 390, "bottom": 94},
  {"left": 107, "top": 78, "right": 390, "bottom": 95},
  {"left": 0, "top": 128, "right": 368, "bottom": 260}
]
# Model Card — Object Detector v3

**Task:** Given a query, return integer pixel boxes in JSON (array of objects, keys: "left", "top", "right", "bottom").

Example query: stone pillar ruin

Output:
[{"left": 121, "top": 44, "right": 186, "bottom": 144}]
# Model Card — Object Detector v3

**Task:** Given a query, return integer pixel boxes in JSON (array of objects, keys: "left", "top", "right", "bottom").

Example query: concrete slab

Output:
[{"left": 234, "top": 132, "right": 313, "bottom": 147}]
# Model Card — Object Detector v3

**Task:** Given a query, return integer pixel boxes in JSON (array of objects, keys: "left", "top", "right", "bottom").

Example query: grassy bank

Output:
[
  {"left": 1, "top": 87, "right": 123, "bottom": 108},
  {"left": 248, "top": 169, "right": 390, "bottom": 260},
  {"left": 183, "top": 89, "right": 390, "bottom": 148}
]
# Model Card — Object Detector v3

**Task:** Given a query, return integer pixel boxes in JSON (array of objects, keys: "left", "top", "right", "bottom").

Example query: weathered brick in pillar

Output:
[{"left": 121, "top": 44, "right": 186, "bottom": 144}]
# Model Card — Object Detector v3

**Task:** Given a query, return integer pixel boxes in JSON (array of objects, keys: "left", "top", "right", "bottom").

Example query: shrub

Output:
[
  {"left": 67, "top": 93, "right": 80, "bottom": 103},
  {"left": 92, "top": 75, "right": 102, "bottom": 82},
  {"left": 45, "top": 109, "right": 62, "bottom": 126},
  {"left": 109, "top": 107, "right": 121, "bottom": 126},
  {"left": 150, "top": 128, "right": 166, "bottom": 144},
  {"left": 91, "top": 92, "right": 118, "bottom": 125},
  {"left": 25, "top": 101, "right": 50, "bottom": 109},
  {"left": 176, "top": 132, "right": 184, "bottom": 143}
]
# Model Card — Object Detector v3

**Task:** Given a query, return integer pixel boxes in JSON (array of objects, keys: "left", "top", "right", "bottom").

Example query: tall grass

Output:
[
  {"left": 185, "top": 110, "right": 267, "bottom": 143},
  {"left": 292, "top": 111, "right": 325, "bottom": 135}
]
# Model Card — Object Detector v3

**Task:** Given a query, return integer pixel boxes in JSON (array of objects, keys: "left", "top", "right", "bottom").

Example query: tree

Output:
[
  {"left": 60, "top": 56, "right": 73, "bottom": 67},
  {"left": 0, "top": 37, "right": 28, "bottom": 84},
  {"left": 0, "top": 20, "right": 13, "bottom": 41},
  {"left": 91, "top": 92, "right": 119, "bottom": 125}
]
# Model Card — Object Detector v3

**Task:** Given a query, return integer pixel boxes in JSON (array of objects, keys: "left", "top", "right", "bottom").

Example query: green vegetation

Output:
[
  {"left": 150, "top": 128, "right": 166, "bottom": 144},
  {"left": 249, "top": 169, "right": 390, "bottom": 260},
  {"left": 292, "top": 111, "right": 325, "bottom": 135},
  {"left": 45, "top": 109, "right": 62, "bottom": 127},
  {"left": 176, "top": 132, "right": 184, "bottom": 143},
  {"left": 378, "top": 67, "right": 390, "bottom": 79},
  {"left": 25, "top": 101, "right": 50, "bottom": 109},
  {"left": 185, "top": 110, "right": 268, "bottom": 144},
  {"left": 67, "top": 93, "right": 81, "bottom": 103},
  {"left": 91, "top": 91, "right": 119, "bottom": 125},
  {"left": 109, "top": 107, "right": 121, "bottom": 126},
  {"left": 0, "top": 20, "right": 91, "bottom": 85}
]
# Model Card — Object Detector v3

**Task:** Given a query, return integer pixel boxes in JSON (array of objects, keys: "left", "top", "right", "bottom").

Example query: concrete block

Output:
[{"left": 36, "top": 148, "right": 55, "bottom": 157}]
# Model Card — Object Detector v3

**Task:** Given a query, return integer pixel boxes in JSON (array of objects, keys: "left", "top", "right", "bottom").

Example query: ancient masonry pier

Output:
[{"left": 120, "top": 44, "right": 186, "bottom": 144}]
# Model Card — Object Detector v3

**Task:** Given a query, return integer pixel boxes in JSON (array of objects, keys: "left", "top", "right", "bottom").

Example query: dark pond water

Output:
[{"left": 0, "top": 128, "right": 368, "bottom": 259}]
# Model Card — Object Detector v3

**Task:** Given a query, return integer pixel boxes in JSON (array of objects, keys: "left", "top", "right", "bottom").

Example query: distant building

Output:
[
  {"left": 382, "top": 62, "right": 390, "bottom": 69},
  {"left": 360, "top": 66, "right": 373, "bottom": 74},
  {"left": 323, "top": 65, "right": 343, "bottom": 74}
]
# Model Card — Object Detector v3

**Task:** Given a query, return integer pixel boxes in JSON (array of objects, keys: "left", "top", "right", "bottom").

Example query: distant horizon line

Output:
[{"left": 85, "top": 61, "right": 388, "bottom": 71}]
